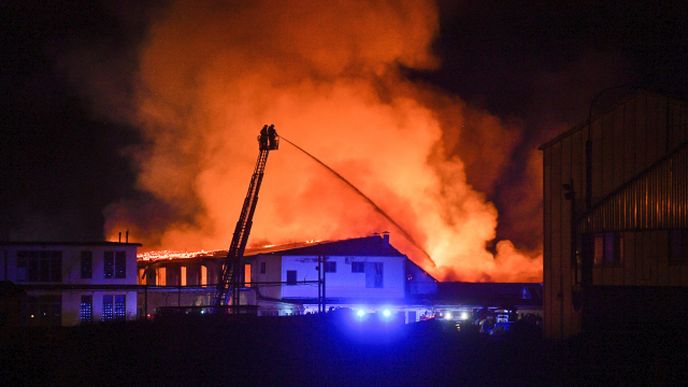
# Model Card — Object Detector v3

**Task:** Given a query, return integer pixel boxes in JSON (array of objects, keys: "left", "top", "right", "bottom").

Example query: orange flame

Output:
[{"left": 106, "top": 0, "right": 542, "bottom": 282}]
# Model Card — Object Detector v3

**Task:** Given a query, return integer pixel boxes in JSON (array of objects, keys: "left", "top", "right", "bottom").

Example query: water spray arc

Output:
[{"left": 280, "top": 135, "right": 437, "bottom": 268}]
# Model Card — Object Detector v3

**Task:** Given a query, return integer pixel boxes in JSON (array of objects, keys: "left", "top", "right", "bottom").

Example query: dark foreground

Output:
[{"left": 1, "top": 316, "right": 686, "bottom": 386}]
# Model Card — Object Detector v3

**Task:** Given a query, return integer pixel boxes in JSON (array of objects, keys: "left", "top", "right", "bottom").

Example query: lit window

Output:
[
  {"left": 103, "top": 295, "right": 114, "bottom": 321},
  {"left": 80, "top": 295, "right": 93, "bottom": 323},
  {"left": 114, "top": 295, "right": 126, "bottom": 320},
  {"left": 180, "top": 266, "right": 187, "bottom": 286},
  {"left": 156, "top": 267, "right": 167, "bottom": 286},
  {"left": 200, "top": 265, "right": 207, "bottom": 286},
  {"left": 244, "top": 264, "right": 251, "bottom": 288},
  {"left": 81, "top": 251, "right": 92, "bottom": 279},
  {"left": 286, "top": 270, "right": 297, "bottom": 285},
  {"left": 138, "top": 268, "right": 146, "bottom": 285},
  {"left": 324, "top": 261, "right": 336, "bottom": 273},
  {"left": 351, "top": 262, "right": 364, "bottom": 273}
]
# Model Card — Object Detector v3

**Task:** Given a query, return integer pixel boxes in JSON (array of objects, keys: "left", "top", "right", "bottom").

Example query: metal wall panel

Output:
[
  {"left": 542, "top": 92, "right": 688, "bottom": 337},
  {"left": 582, "top": 144, "right": 688, "bottom": 232}
]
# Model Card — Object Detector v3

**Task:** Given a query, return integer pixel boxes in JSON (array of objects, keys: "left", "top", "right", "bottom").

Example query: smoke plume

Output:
[{"left": 105, "top": 0, "right": 542, "bottom": 282}]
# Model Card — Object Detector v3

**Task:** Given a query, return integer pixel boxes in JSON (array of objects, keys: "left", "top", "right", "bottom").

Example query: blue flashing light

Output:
[
  {"left": 382, "top": 309, "right": 392, "bottom": 318},
  {"left": 356, "top": 309, "right": 366, "bottom": 318}
]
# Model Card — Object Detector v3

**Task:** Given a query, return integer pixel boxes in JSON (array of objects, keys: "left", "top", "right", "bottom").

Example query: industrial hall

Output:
[{"left": 541, "top": 90, "right": 688, "bottom": 339}]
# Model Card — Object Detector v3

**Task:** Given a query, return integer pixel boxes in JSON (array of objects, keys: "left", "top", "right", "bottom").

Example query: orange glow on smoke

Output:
[{"left": 105, "top": 0, "right": 542, "bottom": 282}]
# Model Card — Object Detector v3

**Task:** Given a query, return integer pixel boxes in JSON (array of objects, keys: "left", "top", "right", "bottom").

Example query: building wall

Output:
[
  {"left": 543, "top": 91, "right": 688, "bottom": 338},
  {"left": 251, "top": 254, "right": 283, "bottom": 300},
  {"left": 0, "top": 243, "right": 139, "bottom": 326},
  {"left": 278, "top": 255, "right": 405, "bottom": 300}
]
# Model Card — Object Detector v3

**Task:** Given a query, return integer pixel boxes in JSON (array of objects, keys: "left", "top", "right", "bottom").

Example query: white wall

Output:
[
  {"left": 279, "top": 255, "right": 405, "bottom": 300},
  {"left": 0, "top": 243, "right": 139, "bottom": 326}
]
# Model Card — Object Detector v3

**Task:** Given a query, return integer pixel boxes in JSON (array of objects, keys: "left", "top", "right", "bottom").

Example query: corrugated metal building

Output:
[{"left": 541, "top": 90, "right": 688, "bottom": 338}]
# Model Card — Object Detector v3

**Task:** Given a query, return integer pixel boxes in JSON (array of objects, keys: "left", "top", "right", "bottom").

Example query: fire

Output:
[{"left": 105, "top": 0, "right": 542, "bottom": 282}]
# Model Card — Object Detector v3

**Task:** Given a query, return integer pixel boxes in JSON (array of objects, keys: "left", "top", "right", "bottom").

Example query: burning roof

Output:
[{"left": 137, "top": 234, "right": 402, "bottom": 263}]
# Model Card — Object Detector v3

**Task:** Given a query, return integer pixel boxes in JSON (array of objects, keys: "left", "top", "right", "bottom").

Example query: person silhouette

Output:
[
  {"left": 267, "top": 124, "right": 277, "bottom": 149},
  {"left": 259, "top": 125, "right": 269, "bottom": 149}
]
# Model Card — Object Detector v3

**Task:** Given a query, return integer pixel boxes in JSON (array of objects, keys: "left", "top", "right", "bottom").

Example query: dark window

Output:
[
  {"left": 16, "top": 251, "right": 61, "bottom": 282},
  {"left": 103, "top": 295, "right": 114, "bottom": 321},
  {"left": 81, "top": 251, "right": 92, "bottom": 279},
  {"left": 114, "top": 295, "right": 126, "bottom": 320},
  {"left": 593, "top": 233, "right": 623, "bottom": 266},
  {"left": 670, "top": 229, "right": 688, "bottom": 264},
  {"left": 115, "top": 251, "right": 126, "bottom": 278},
  {"left": 80, "top": 295, "right": 93, "bottom": 323},
  {"left": 365, "top": 262, "right": 383, "bottom": 288},
  {"left": 324, "top": 261, "right": 336, "bottom": 273},
  {"left": 27, "top": 295, "right": 61, "bottom": 327},
  {"left": 104, "top": 252, "right": 114, "bottom": 279},
  {"left": 351, "top": 262, "right": 364, "bottom": 273},
  {"left": 16, "top": 252, "right": 27, "bottom": 281},
  {"left": 286, "top": 270, "right": 297, "bottom": 285},
  {"left": 260, "top": 262, "right": 266, "bottom": 274}
]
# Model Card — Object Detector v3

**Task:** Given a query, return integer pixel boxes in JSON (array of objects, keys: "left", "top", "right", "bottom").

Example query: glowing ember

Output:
[
  {"left": 138, "top": 249, "right": 221, "bottom": 261},
  {"left": 137, "top": 239, "right": 323, "bottom": 262}
]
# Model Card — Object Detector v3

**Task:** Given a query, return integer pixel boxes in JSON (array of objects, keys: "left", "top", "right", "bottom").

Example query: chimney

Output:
[
  {"left": 118, "top": 232, "right": 122, "bottom": 243},
  {"left": 125, "top": 230, "right": 129, "bottom": 243},
  {"left": 382, "top": 231, "right": 389, "bottom": 244}
]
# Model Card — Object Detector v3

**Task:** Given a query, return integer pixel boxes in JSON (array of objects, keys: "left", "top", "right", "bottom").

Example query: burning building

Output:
[
  {"left": 138, "top": 233, "right": 541, "bottom": 322},
  {"left": 541, "top": 90, "right": 688, "bottom": 339}
]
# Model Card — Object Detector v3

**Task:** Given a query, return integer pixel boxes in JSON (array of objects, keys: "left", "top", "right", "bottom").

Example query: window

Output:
[
  {"left": 156, "top": 267, "right": 167, "bottom": 286},
  {"left": 365, "top": 262, "right": 383, "bottom": 288},
  {"left": 286, "top": 270, "right": 297, "bottom": 285},
  {"left": 16, "top": 251, "right": 62, "bottom": 282},
  {"left": 324, "top": 261, "right": 336, "bottom": 273},
  {"left": 260, "top": 262, "right": 266, "bottom": 274},
  {"left": 114, "top": 295, "right": 126, "bottom": 320},
  {"left": 103, "top": 295, "right": 114, "bottom": 321},
  {"left": 593, "top": 233, "right": 623, "bottom": 266},
  {"left": 115, "top": 251, "right": 126, "bottom": 278},
  {"left": 244, "top": 264, "right": 251, "bottom": 288},
  {"left": 200, "top": 265, "right": 207, "bottom": 286},
  {"left": 27, "top": 295, "right": 61, "bottom": 327},
  {"left": 80, "top": 295, "right": 93, "bottom": 323},
  {"left": 81, "top": 251, "right": 92, "bottom": 279},
  {"left": 670, "top": 229, "right": 687, "bottom": 264},
  {"left": 104, "top": 251, "right": 126, "bottom": 279},
  {"left": 138, "top": 268, "right": 146, "bottom": 285},
  {"left": 180, "top": 266, "right": 187, "bottom": 286},
  {"left": 104, "top": 252, "right": 114, "bottom": 279},
  {"left": 351, "top": 262, "right": 364, "bottom": 273}
]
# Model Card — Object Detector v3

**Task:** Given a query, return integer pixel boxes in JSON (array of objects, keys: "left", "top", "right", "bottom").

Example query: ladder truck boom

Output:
[{"left": 214, "top": 124, "right": 278, "bottom": 307}]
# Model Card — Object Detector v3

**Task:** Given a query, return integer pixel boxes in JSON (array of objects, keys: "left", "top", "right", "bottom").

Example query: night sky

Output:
[{"left": 2, "top": 0, "right": 687, "bottom": 243}]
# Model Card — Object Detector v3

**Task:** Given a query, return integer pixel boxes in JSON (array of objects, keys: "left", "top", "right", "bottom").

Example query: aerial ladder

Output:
[{"left": 214, "top": 124, "right": 279, "bottom": 309}]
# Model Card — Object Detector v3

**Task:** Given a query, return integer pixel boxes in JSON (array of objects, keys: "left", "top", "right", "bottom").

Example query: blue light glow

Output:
[
  {"left": 382, "top": 309, "right": 392, "bottom": 318},
  {"left": 444, "top": 312, "right": 453, "bottom": 320},
  {"left": 460, "top": 312, "right": 469, "bottom": 320},
  {"left": 356, "top": 309, "right": 366, "bottom": 318}
]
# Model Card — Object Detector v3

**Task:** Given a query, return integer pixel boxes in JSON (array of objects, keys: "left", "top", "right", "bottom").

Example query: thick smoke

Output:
[{"left": 105, "top": 0, "right": 541, "bottom": 282}]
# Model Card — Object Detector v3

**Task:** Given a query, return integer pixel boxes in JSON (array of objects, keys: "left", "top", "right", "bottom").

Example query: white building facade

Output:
[{"left": 0, "top": 242, "right": 140, "bottom": 326}]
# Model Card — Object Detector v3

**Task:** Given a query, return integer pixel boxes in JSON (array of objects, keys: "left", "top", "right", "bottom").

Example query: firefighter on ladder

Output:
[{"left": 259, "top": 125, "right": 269, "bottom": 150}]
